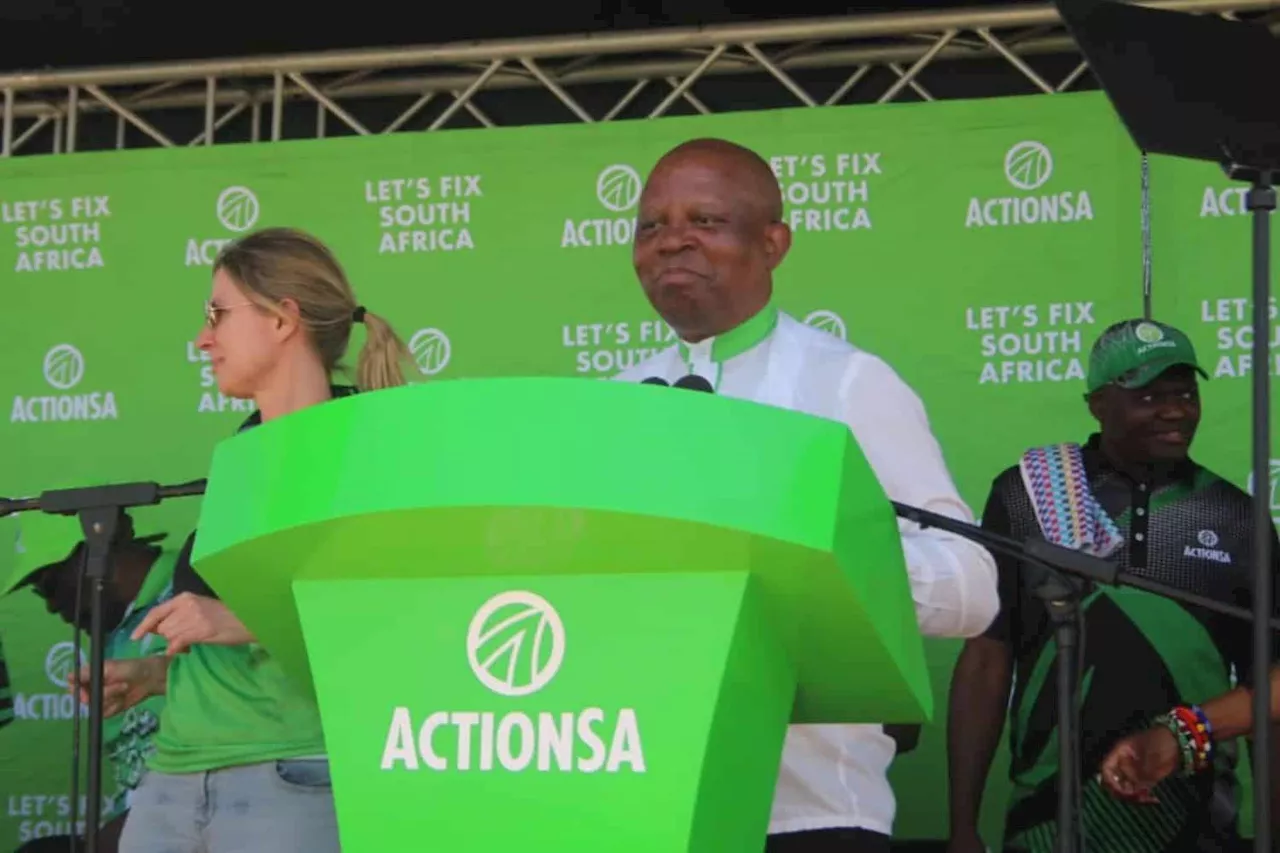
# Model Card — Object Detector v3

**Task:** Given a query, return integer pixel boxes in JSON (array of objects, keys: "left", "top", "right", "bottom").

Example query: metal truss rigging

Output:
[{"left": 2, "top": 0, "right": 1278, "bottom": 156}]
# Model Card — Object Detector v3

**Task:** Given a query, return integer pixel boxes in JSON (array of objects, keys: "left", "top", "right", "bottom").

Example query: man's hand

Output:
[
  {"left": 131, "top": 592, "right": 255, "bottom": 655},
  {"left": 1099, "top": 726, "right": 1179, "bottom": 803},
  {"left": 69, "top": 657, "right": 168, "bottom": 717}
]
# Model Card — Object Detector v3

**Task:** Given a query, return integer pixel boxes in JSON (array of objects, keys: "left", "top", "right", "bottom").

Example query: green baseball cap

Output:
[
  {"left": 0, "top": 511, "right": 164, "bottom": 597},
  {"left": 1086, "top": 318, "right": 1208, "bottom": 393},
  {"left": 1, "top": 511, "right": 82, "bottom": 597}
]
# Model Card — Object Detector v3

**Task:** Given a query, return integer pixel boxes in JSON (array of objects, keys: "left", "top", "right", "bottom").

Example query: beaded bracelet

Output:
[
  {"left": 1189, "top": 704, "right": 1214, "bottom": 739},
  {"left": 1190, "top": 704, "right": 1215, "bottom": 765},
  {"left": 1174, "top": 705, "right": 1213, "bottom": 772},
  {"left": 1155, "top": 705, "right": 1214, "bottom": 775},
  {"left": 1153, "top": 713, "right": 1194, "bottom": 774}
]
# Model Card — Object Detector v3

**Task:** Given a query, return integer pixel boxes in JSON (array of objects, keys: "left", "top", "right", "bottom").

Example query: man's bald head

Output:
[
  {"left": 647, "top": 138, "right": 784, "bottom": 223},
  {"left": 631, "top": 137, "right": 792, "bottom": 342}
]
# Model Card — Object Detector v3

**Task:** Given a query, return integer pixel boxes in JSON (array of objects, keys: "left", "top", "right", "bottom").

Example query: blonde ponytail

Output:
[
  {"left": 355, "top": 309, "right": 411, "bottom": 391},
  {"left": 214, "top": 228, "right": 414, "bottom": 393}
]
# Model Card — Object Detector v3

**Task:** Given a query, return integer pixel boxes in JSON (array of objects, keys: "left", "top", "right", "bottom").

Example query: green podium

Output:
[{"left": 191, "top": 377, "right": 930, "bottom": 852}]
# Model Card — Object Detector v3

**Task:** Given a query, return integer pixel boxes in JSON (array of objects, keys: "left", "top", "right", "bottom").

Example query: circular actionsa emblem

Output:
[
  {"left": 1246, "top": 459, "right": 1280, "bottom": 524},
  {"left": 803, "top": 310, "right": 847, "bottom": 341},
  {"left": 43, "top": 343, "right": 85, "bottom": 390},
  {"left": 409, "top": 328, "right": 451, "bottom": 376},
  {"left": 596, "top": 165, "right": 642, "bottom": 213},
  {"left": 1135, "top": 322, "right": 1164, "bottom": 344},
  {"left": 216, "top": 186, "right": 260, "bottom": 233},
  {"left": 45, "top": 641, "right": 87, "bottom": 689},
  {"left": 1004, "top": 141, "right": 1054, "bottom": 192},
  {"left": 467, "top": 590, "right": 566, "bottom": 697}
]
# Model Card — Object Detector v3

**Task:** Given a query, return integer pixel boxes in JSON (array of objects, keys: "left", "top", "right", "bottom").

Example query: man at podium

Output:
[{"left": 617, "top": 137, "right": 999, "bottom": 852}]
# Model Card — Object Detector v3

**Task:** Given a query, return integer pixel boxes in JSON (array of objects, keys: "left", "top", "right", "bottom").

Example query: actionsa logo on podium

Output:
[{"left": 378, "top": 589, "right": 645, "bottom": 774}]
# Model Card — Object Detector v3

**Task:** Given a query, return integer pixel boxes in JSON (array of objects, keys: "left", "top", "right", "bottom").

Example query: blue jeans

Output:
[{"left": 119, "top": 759, "right": 339, "bottom": 853}]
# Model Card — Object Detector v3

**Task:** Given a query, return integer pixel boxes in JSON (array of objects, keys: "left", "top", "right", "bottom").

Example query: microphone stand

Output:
[
  {"left": 893, "top": 501, "right": 1280, "bottom": 853},
  {"left": 1223, "top": 161, "right": 1275, "bottom": 853},
  {"left": 0, "top": 478, "right": 206, "bottom": 853}
]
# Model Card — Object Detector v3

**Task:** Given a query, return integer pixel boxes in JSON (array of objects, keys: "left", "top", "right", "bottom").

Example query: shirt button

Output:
[
  {"left": 1138, "top": 484, "right": 1147, "bottom": 492},
  {"left": 1134, "top": 533, "right": 1145, "bottom": 541},
  {"left": 1136, "top": 508, "right": 1146, "bottom": 516}
]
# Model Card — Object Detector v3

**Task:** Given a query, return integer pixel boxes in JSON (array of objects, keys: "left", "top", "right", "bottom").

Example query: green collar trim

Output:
[{"left": 677, "top": 301, "right": 779, "bottom": 366}]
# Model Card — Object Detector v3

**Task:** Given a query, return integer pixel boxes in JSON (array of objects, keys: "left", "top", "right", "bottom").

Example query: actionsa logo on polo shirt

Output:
[
  {"left": 1184, "top": 529, "right": 1233, "bottom": 564},
  {"left": 379, "top": 590, "right": 645, "bottom": 774}
]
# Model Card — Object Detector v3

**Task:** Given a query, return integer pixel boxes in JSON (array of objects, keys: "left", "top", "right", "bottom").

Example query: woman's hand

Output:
[{"left": 131, "top": 592, "right": 256, "bottom": 654}]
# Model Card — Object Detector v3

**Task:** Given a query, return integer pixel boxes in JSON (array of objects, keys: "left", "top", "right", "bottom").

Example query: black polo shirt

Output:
[{"left": 983, "top": 434, "right": 1280, "bottom": 852}]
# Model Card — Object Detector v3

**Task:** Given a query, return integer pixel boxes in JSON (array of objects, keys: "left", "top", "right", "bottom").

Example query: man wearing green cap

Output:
[
  {"left": 2, "top": 510, "right": 177, "bottom": 853},
  {"left": 947, "top": 318, "right": 1280, "bottom": 852}
]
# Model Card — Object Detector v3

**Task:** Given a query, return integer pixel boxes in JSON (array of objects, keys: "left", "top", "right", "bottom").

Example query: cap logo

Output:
[{"left": 1135, "top": 322, "right": 1164, "bottom": 344}]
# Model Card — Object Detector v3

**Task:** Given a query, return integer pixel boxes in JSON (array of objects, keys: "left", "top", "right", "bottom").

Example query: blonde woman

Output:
[{"left": 76, "top": 227, "right": 409, "bottom": 853}]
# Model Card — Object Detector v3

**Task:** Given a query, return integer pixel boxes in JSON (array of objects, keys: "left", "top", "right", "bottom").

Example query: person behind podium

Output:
[
  {"left": 946, "top": 318, "right": 1279, "bottom": 853},
  {"left": 615, "top": 137, "right": 999, "bottom": 853},
  {"left": 70, "top": 227, "right": 410, "bottom": 853},
  {"left": 1, "top": 509, "right": 175, "bottom": 853}
]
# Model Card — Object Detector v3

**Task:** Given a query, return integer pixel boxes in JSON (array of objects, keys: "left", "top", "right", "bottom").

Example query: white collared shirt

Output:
[{"left": 615, "top": 311, "right": 998, "bottom": 836}]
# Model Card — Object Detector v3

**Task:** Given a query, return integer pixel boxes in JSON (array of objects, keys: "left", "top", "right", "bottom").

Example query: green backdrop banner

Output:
[{"left": 0, "top": 89, "right": 1255, "bottom": 848}]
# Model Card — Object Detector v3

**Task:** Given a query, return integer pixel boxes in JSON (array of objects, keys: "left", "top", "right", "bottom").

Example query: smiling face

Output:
[
  {"left": 1090, "top": 365, "right": 1202, "bottom": 464},
  {"left": 631, "top": 140, "right": 791, "bottom": 342},
  {"left": 193, "top": 267, "right": 284, "bottom": 399}
]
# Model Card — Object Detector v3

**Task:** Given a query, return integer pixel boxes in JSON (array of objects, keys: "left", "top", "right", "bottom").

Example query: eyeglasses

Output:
[{"left": 204, "top": 300, "right": 254, "bottom": 329}]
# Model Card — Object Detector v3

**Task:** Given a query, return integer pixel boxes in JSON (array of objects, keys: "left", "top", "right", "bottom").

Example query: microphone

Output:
[
  {"left": 673, "top": 375, "right": 713, "bottom": 393},
  {"left": 161, "top": 479, "right": 208, "bottom": 499},
  {"left": 0, "top": 480, "right": 208, "bottom": 518},
  {"left": 0, "top": 475, "right": 207, "bottom": 851},
  {"left": 0, "top": 496, "right": 36, "bottom": 518},
  {"left": 641, "top": 377, "right": 669, "bottom": 386}
]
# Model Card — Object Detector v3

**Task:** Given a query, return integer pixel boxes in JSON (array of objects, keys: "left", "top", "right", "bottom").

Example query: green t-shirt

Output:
[
  {"left": 149, "top": 629, "right": 324, "bottom": 773},
  {"left": 102, "top": 549, "right": 177, "bottom": 822},
  {"left": 149, "top": 396, "right": 342, "bottom": 773}
]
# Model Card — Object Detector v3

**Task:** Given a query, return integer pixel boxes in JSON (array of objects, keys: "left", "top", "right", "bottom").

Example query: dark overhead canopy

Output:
[{"left": 0, "top": 0, "right": 1040, "bottom": 72}]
